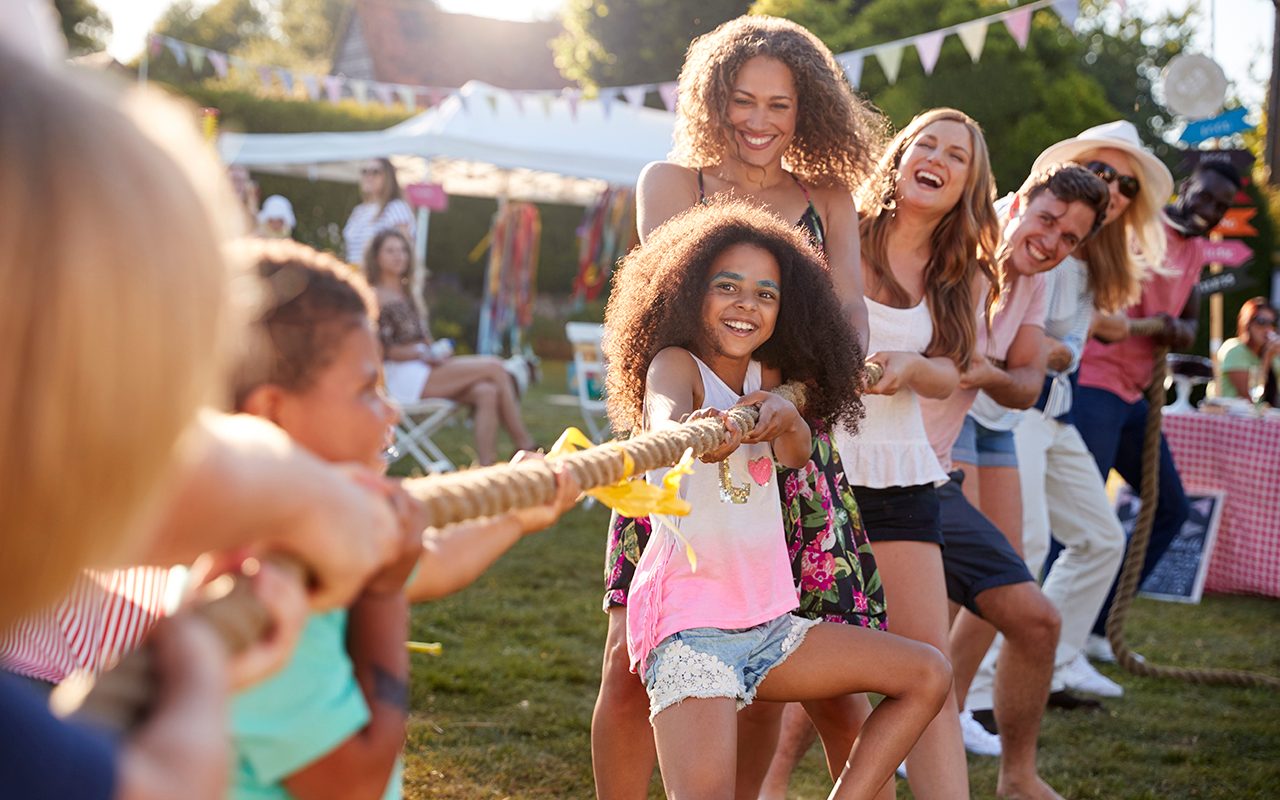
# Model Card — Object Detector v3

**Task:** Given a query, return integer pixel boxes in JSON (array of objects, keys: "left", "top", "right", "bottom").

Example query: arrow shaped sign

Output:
[
  {"left": 1177, "top": 107, "right": 1254, "bottom": 145},
  {"left": 1195, "top": 266, "right": 1257, "bottom": 296},
  {"left": 1213, "top": 207, "right": 1258, "bottom": 237},
  {"left": 1200, "top": 239, "right": 1254, "bottom": 267},
  {"left": 1177, "top": 148, "right": 1255, "bottom": 175}
]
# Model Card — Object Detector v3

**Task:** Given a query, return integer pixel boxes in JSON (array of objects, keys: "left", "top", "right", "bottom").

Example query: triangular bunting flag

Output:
[
  {"left": 256, "top": 66, "right": 274, "bottom": 91},
  {"left": 564, "top": 88, "right": 581, "bottom": 120},
  {"left": 165, "top": 38, "right": 187, "bottom": 67},
  {"left": 323, "top": 75, "right": 343, "bottom": 103},
  {"left": 956, "top": 21, "right": 988, "bottom": 63},
  {"left": 207, "top": 50, "right": 228, "bottom": 77},
  {"left": 1053, "top": 0, "right": 1079, "bottom": 28},
  {"left": 484, "top": 92, "right": 499, "bottom": 113},
  {"left": 350, "top": 79, "right": 369, "bottom": 105},
  {"left": 301, "top": 74, "right": 321, "bottom": 101},
  {"left": 658, "top": 82, "right": 678, "bottom": 112},
  {"left": 395, "top": 85, "right": 415, "bottom": 110},
  {"left": 1003, "top": 6, "right": 1032, "bottom": 50},
  {"left": 276, "top": 68, "right": 294, "bottom": 94},
  {"left": 186, "top": 44, "right": 206, "bottom": 73},
  {"left": 599, "top": 88, "right": 617, "bottom": 118},
  {"left": 837, "top": 52, "right": 864, "bottom": 88},
  {"left": 511, "top": 91, "right": 526, "bottom": 114},
  {"left": 229, "top": 55, "right": 249, "bottom": 73},
  {"left": 874, "top": 45, "right": 905, "bottom": 85},
  {"left": 623, "top": 85, "right": 646, "bottom": 107},
  {"left": 915, "top": 31, "right": 945, "bottom": 75},
  {"left": 539, "top": 92, "right": 554, "bottom": 116},
  {"left": 372, "top": 82, "right": 394, "bottom": 106}
]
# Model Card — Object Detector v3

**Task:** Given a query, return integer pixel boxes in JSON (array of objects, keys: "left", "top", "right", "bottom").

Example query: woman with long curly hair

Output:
[
  {"left": 592, "top": 15, "right": 892, "bottom": 799},
  {"left": 603, "top": 199, "right": 949, "bottom": 800}
]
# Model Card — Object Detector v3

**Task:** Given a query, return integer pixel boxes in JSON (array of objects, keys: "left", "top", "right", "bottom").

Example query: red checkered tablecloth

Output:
[{"left": 1162, "top": 411, "right": 1280, "bottom": 597}]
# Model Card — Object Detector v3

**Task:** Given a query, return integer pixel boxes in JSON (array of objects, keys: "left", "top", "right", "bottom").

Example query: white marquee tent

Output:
[{"left": 218, "top": 80, "right": 676, "bottom": 205}]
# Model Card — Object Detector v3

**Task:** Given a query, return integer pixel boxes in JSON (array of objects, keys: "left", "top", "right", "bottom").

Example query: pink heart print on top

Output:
[{"left": 747, "top": 456, "right": 773, "bottom": 487}]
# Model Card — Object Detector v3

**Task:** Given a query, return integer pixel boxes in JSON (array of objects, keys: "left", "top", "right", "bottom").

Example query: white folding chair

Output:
[
  {"left": 393, "top": 398, "right": 463, "bottom": 474},
  {"left": 565, "top": 322, "right": 609, "bottom": 442}
]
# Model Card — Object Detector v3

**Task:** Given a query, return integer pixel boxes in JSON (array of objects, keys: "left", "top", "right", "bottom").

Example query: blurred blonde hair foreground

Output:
[{"left": 0, "top": 46, "right": 245, "bottom": 626}]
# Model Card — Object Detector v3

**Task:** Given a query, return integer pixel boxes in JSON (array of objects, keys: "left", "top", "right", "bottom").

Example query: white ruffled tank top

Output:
[{"left": 835, "top": 297, "right": 948, "bottom": 488}]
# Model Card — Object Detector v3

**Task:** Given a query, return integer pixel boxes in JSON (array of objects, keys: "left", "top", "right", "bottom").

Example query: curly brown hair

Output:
[
  {"left": 604, "top": 199, "right": 865, "bottom": 436},
  {"left": 856, "top": 108, "right": 1001, "bottom": 367},
  {"left": 669, "top": 15, "right": 887, "bottom": 191},
  {"left": 231, "top": 239, "right": 377, "bottom": 409}
]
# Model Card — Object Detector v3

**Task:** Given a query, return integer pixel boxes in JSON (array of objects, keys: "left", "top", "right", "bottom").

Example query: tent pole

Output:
[{"left": 412, "top": 161, "right": 432, "bottom": 330}]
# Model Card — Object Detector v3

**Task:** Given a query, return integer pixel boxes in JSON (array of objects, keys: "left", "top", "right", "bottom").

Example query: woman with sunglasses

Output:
[
  {"left": 343, "top": 157, "right": 416, "bottom": 264},
  {"left": 957, "top": 121, "right": 1172, "bottom": 720},
  {"left": 1217, "top": 297, "right": 1280, "bottom": 403}
]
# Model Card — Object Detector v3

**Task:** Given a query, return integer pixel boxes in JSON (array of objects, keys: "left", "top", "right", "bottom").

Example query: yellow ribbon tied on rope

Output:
[{"left": 548, "top": 428, "right": 699, "bottom": 569}]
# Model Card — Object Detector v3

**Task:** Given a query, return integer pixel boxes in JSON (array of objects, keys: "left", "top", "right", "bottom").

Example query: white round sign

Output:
[{"left": 1160, "top": 53, "right": 1228, "bottom": 120}]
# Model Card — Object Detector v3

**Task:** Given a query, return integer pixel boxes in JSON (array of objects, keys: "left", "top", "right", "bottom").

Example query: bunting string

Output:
[{"left": 143, "top": 1, "right": 1083, "bottom": 114}]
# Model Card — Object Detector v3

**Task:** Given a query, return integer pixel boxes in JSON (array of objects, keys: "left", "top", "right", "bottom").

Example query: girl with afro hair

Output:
[{"left": 602, "top": 199, "right": 950, "bottom": 800}]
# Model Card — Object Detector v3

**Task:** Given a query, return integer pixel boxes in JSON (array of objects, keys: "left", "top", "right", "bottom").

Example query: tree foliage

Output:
[
  {"left": 54, "top": 0, "right": 112, "bottom": 55},
  {"left": 750, "top": 0, "right": 1194, "bottom": 191},
  {"left": 553, "top": 0, "right": 752, "bottom": 91}
]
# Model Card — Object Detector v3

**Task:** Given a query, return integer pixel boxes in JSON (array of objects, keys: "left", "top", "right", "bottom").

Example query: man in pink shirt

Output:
[
  {"left": 921, "top": 163, "right": 1109, "bottom": 800},
  {"left": 1057, "top": 161, "right": 1243, "bottom": 662}
]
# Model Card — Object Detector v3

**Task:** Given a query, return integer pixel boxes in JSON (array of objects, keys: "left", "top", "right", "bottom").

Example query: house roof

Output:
[{"left": 334, "top": 0, "right": 568, "bottom": 90}]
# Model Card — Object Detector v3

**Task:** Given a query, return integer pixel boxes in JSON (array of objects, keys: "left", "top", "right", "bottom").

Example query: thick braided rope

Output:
[
  {"left": 403, "top": 382, "right": 807, "bottom": 528},
  {"left": 59, "top": 382, "right": 810, "bottom": 732},
  {"left": 1104, "top": 338, "right": 1280, "bottom": 690}
]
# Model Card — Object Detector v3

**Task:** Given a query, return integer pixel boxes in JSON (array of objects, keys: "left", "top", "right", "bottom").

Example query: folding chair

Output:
[
  {"left": 393, "top": 398, "right": 463, "bottom": 475},
  {"left": 565, "top": 322, "right": 609, "bottom": 442}
]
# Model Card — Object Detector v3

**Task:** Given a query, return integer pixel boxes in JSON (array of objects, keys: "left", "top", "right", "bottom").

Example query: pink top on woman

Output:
[{"left": 627, "top": 353, "right": 799, "bottom": 673}]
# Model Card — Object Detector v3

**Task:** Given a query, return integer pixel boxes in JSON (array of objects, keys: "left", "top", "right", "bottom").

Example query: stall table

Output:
[{"left": 1162, "top": 410, "right": 1280, "bottom": 598}]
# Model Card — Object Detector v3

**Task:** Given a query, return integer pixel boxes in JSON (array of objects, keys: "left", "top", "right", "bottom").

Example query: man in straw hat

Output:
[{"left": 961, "top": 121, "right": 1175, "bottom": 723}]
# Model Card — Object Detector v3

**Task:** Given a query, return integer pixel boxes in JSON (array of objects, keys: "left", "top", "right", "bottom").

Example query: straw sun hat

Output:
[{"left": 1030, "top": 120, "right": 1173, "bottom": 208}]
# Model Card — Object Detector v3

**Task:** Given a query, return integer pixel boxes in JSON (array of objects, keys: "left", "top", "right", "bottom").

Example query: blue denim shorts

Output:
[
  {"left": 952, "top": 415, "right": 1018, "bottom": 468},
  {"left": 641, "top": 614, "right": 821, "bottom": 721}
]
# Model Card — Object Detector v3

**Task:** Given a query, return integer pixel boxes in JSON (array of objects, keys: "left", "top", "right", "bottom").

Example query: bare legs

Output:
[
  {"left": 872, "top": 540, "right": 970, "bottom": 799},
  {"left": 590, "top": 607, "right": 656, "bottom": 799},
  {"left": 421, "top": 355, "right": 534, "bottom": 464},
  {"left": 971, "top": 583, "right": 1063, "bottom": 800},
  {"left": 753, "top": 696, "right": 888, "bottom": 800},
  {"left": 951, "top": 462, "right": 1024, "bottom": 709}
]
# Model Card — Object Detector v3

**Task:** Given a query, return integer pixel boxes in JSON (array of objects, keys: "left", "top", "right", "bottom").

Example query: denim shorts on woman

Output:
[
  {"left": 641, "top": 614, "right": 821, "bottom": 721},
  {"left": 951, "top": 414, "right": 1019, "bottom": 469}
]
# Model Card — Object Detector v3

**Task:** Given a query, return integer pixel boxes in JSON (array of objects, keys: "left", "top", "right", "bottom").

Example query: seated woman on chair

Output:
[{"left": 364, "top": 229, "right": 536, "bottom": 465}]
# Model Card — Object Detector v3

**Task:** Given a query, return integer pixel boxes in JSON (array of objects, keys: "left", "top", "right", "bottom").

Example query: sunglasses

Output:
[
  {"left": 1251, "top": 316, "right": 1277, "bottom": 328},
  {"left": 1085, "top": 161, "right": 1141, "bottom": 200},
  {"left": 360, "top": 167, "right": 383, "bottom": 176}
]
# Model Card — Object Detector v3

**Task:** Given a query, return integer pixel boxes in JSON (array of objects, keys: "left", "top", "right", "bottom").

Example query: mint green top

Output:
[
  {"left": 1217, "top": 338, "right": 1280, "bottom": 399},
  {"left": 229, "top": 608, "right": 401, "bottom": 800}
]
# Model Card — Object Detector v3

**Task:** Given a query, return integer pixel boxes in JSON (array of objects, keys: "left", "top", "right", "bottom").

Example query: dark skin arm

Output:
[{"left": 1155, "top": 290, "right": 1199, "bottom": 350}]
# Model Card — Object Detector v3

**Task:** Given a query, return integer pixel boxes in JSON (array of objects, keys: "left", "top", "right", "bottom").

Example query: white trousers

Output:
[{"left": 966, "top": 411, "right": 1125, "bottom": 710}]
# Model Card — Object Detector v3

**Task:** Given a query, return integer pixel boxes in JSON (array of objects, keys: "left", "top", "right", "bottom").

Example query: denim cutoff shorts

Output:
[
  {"left": 641, "top": 613, "right": 821, "bottom": 721},
  {"left": 952, "top": 414, "right": 1018, "bottom": 469}
]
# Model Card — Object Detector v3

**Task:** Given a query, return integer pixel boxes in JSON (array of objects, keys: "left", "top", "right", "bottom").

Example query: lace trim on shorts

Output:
[{"left": 647, "top": 641, "right": 741, "bottom": 721}]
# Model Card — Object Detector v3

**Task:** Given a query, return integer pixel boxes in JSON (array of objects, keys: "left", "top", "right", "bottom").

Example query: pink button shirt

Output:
[
  {"left": 1078, "top": 225, "right": 1207, "bottom": 403},
  {"left": 921, "top": 271, "right": 1047, "bottom": 472}
]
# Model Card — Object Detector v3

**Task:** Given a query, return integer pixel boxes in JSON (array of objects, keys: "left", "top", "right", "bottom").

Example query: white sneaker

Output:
[
  {"left": 960, "top": 711, "right": 1002, "bottom": 757},
  {"left": 1085, "top": 633, "right": 1116, "bottom": 663},
  {"left": 1058, "top": 653, "right": 1124, "bottom": 698}
]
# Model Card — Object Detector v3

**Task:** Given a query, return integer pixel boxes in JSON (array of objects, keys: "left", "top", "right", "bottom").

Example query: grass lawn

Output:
[{"left": 396, "top": 361, "right": 1280, "bottom": 799}]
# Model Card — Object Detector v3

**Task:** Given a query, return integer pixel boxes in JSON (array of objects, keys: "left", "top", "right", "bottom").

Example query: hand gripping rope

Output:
[{"left": 53, "top": 382, "right": 811, "bottom": 733}]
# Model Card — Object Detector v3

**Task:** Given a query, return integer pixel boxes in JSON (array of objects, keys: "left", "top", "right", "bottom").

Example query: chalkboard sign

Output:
[{"left": 1114, "top": 488, "right": 1224, "bottom": 604}]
